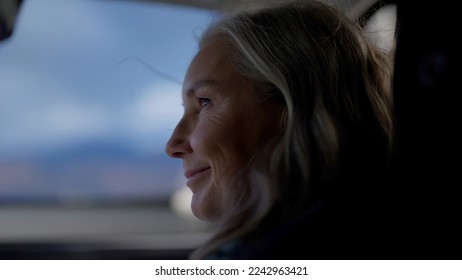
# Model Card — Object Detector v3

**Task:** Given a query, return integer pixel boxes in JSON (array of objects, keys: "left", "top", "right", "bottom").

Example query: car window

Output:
[
  {"left": 0, "top": 0, "right": 217, "bottom": 206},
  {"left": 363, "top": 3, "right": 397, "bottom": 53},
  {"left": 0, "top": 0, "right": 217, "bottom": 255}
]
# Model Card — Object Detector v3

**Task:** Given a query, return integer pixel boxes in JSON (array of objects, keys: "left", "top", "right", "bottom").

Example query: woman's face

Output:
[{"left": 165, "top": 39, "right": 281, "bottom": 221}]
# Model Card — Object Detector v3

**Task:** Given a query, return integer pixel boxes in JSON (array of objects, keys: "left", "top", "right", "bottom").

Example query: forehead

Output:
[{"left": 182, "top": 39, "right": 237, "bottom": 95}]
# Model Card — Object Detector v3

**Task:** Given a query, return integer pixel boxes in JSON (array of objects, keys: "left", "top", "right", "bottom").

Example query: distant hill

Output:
[{"left": 0, "top": 140, "right": 184, "bottom": 205}]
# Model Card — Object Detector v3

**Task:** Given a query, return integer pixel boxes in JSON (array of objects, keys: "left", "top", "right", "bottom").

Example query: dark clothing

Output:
[{"left": 205, "top": 195, "right": 394, "bottom": 260}]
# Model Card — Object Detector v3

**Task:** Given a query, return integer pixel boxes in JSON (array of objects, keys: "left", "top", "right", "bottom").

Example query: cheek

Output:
[
  {"left": 194, "top": 113, "right": 260, "bottom": 164},
  {"left": 189, "top": 114, "right": 257, "bottom": 195}
]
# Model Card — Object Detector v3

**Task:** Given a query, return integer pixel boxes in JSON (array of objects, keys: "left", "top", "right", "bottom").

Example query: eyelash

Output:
[{"left": 197, "top": 97, "right": 211, "bottom": 108}]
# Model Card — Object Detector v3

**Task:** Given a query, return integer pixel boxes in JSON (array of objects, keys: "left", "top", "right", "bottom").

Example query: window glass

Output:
[
  {"left": 364, "top": 4, "right": 397, "bottom": 53},
  {"left": 0, "top": 0, "right": 216, "bottom": 206}
]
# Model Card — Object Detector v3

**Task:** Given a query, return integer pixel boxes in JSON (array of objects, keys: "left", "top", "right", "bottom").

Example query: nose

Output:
[{"left": 165, "top": 118, "right": 192, "bottom": 159}]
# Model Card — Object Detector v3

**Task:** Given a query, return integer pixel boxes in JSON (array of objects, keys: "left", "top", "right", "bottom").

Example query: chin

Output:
[{"left": 191, "top": 194, "right": 221, "bottom": 222}]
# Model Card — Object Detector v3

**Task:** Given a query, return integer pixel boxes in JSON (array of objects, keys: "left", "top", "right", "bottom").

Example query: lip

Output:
[{"left": 184, "top": 167, "right": 211, "bottom": 180}]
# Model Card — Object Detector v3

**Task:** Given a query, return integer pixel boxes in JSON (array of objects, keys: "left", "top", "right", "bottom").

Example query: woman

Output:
[{"left": 166, "top": 0, "right": 394, "bottom": 259}]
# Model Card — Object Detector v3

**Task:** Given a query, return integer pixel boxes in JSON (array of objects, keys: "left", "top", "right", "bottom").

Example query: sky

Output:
[{"left": 0, "top": 0, "right": 217, "bottom": 158}]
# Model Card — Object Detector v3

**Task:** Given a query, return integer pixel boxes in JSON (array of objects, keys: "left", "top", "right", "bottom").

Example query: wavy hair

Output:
[{"left": 190, "top": 0, "right": 394, "bottom": 259}]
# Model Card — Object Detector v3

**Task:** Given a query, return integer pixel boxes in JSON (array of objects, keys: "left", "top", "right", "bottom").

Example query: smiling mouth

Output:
[{"left": 185, "top": 167, "right": 211, "bottom": 181}]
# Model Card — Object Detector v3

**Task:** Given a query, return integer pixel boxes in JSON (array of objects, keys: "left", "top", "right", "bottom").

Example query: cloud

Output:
[
  {"left": 1, "top": 98, "right": 112, "bottom": 156},
  {"left": 130, "top": 83, "right": 183, "bottom": 132}
]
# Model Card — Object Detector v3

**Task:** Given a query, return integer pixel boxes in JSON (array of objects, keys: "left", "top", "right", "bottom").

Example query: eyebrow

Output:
[{"left": 185, "top": 80, "right": 219, "bottom": 97}]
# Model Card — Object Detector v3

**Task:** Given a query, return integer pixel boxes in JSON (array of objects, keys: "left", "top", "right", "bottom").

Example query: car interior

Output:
[{"left": 1, "top": 0, "right": 460, "bottom": 260}]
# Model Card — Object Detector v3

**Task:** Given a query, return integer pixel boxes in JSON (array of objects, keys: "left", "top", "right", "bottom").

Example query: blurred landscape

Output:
[
  {"left": 0, "top": 0, "right": 214, "bottom": 206},
  {"left": 0, "top": 141, "right": 183, "bottom": 205}
]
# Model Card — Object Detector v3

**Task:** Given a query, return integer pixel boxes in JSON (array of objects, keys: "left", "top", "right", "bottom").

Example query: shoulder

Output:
[{"left": 207, "top": 198, "right": 391, "bottom": 260}]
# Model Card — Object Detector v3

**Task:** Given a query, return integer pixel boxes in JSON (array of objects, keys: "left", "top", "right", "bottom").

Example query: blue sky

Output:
[{"left": 0, "top": 0, "right": 217, "bottom": 159}]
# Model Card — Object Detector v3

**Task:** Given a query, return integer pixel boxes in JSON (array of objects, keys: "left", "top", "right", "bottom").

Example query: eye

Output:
[{"left": 197, "top": 97, "right": 211, "bottom": 108}]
